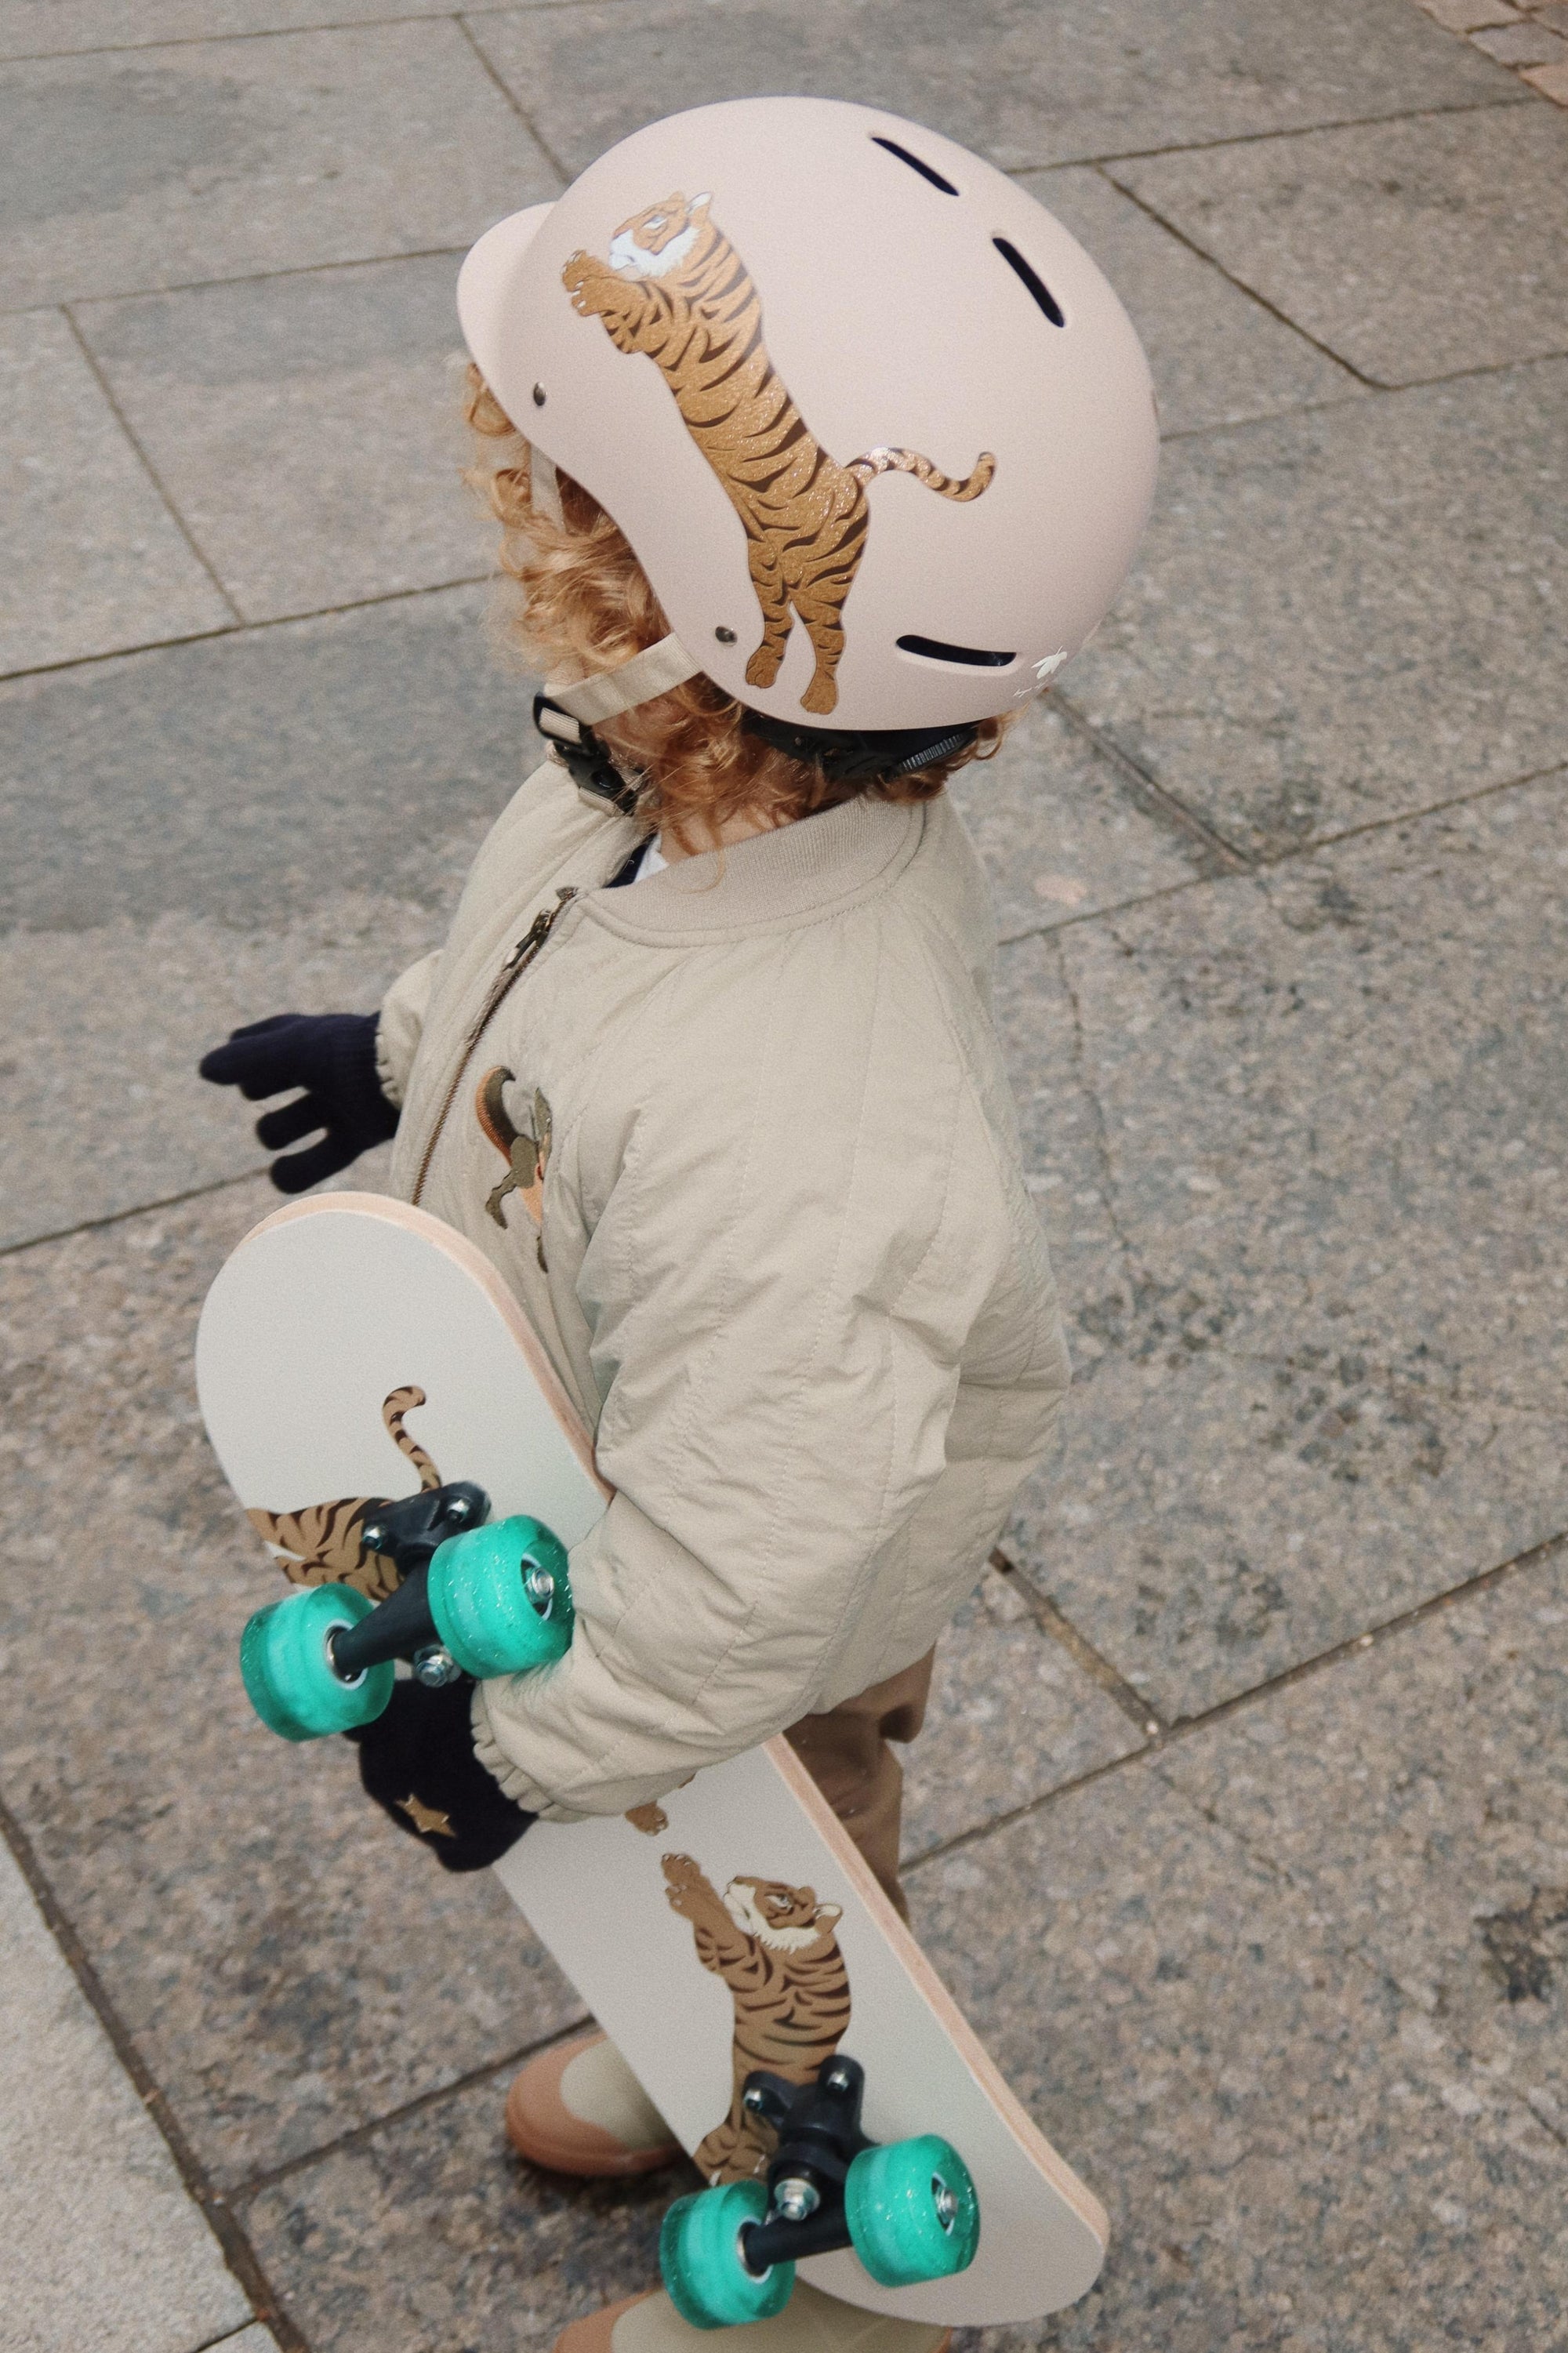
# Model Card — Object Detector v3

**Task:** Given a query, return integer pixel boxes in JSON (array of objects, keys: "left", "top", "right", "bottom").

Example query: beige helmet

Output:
[{"left": 459, "top": 96, "right": 1156, "bottom": 746}]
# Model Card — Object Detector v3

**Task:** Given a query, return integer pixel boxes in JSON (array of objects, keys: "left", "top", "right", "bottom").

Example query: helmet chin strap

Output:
[
  {"left": 536, "top": 632, "right": 705, "bottom": 816},
  {"left": 528, "top": 445, "right": 566, "bottom": 530},
  {"left": 528, "top": 441, "right": 702, "bottom": 805},
  {"left": 546, "top": 633, "right": 703, "bottom": 726}
]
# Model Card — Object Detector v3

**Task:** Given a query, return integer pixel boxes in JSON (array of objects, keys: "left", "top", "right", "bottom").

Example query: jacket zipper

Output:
[{"left": 410, "top": 887, "right": 579, "bottom": 1207}]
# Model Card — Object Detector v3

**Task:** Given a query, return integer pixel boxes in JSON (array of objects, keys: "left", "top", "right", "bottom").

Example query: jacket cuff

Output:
[
  {"left": 470, "top": 1683, "right": 589, "bottom": 1825},
  {"left": 376, "top": 949, "right": 443, "bottom": 1109},
  {"left": 372, "top": 1017, "right": 401, "bottom": 1109}
]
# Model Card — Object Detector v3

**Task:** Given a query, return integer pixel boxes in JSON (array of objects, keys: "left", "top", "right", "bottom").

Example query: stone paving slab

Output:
[
  {"left": 1161, "top": 1547, "right": 1568, "bottom": 2138},
  {"left": 1, "top": 307, "right": 230, "bottom": 677},
  {"left": 241, "top": 2068, "right": 681, "bottom": 2353},
  {"left": 0, "top": 1184, "right": 590, "bottom": 2187},
  {"left": 1070, "top": 358, "right": 1568, "bottom": 857},
  {"left": 0, "top": 585, "right": 534, "bottom": 935},
  {"left": 0, "top": 1, "right": 453, "bottom": 58},
  {"left": 75, "top": 256, "right": 479, "bottom": 623},
  {"left": 1, "top": 586, "right": 539, "bottom": 1249},
  {"left": 1112, "top": 100, "right": 1568, "bottom": 388},
  {"left": 1061, "top": 778, "right": 1568, "bottom": 1414},
  {"left": 0, "top": 24, "right": 558, "bottom": 312},
  {"left": 947, "top": 697, "right": 1210, "bottom": 946},
  {"left": 0, "top": 1832, "right": 253, "bottom": 2353},
  {"left": 901, "top": 1566, "right": 1145, "bottom": 1859},
  {"left": 468, "top": 0, "right": 1508, "bottom": 180},
  {"left": 0, "top": 905, "right": 434, "bottom": 1253},
  {"left": 989, "top": 923, "right": 1128, "bottom": 1348},
  {"left": 1018, "top": 165, "right": 1364, "bottom": 438},
  {"left": 917, "top": 1750, "right": 1567, "bottom": 2350},
  {"left": 1010, "top": 1336, "right": 1565, "bottom": 1722},
  {"left": 996, "top": 775, "right": 1568, "bottom": 1715}
]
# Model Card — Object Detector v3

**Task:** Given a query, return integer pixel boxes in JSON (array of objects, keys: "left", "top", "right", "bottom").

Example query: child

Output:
[{"left": 202, "top": 96, "right": 1155, "bottom": 2353}]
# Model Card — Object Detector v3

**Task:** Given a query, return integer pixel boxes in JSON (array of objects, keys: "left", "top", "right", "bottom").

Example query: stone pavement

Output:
[{"left": 1, "top": 3, "right": 1563, "bottom": 2348}]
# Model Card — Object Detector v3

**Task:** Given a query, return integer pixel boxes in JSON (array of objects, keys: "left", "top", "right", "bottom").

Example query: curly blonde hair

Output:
[{"left": 463, "top": 366, "right": 1014, "bottom": 852}]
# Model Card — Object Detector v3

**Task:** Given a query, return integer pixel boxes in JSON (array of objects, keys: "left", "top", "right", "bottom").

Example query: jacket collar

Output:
[{"left": 579, "top": 792, "right": 927, "bottom": 942}]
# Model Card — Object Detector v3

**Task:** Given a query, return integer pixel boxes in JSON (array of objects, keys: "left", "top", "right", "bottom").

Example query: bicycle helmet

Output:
[{"left": 458, "top": 96, "right": 1157, "bottom": 746}]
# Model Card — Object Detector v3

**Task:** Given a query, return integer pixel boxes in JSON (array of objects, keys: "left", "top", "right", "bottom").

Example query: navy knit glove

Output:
[
  {"left": 343, "top": 1676, "right": 536, "bottom": 1873},
  {"left": 199, "top": 1011, "right": 398, "bottom": 1193}
]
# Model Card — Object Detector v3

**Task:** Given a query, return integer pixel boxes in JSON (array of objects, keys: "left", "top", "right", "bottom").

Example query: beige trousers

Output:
[{"left": 782, "top": 1649, "right": 935, "bottom": 1920}]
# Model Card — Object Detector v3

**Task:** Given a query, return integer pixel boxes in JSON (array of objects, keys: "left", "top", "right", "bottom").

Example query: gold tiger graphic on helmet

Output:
[{"left": 562, "top": 194, "right": 995, "bottom": 718}]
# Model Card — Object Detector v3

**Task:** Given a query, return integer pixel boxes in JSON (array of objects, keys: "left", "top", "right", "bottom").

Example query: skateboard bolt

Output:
[
  {"left": 773, "top": 2178, "right": 819, "bottom": 2223},
  {"left": 362, "top": 1524, "right": 384, "bottom": 1552},
  {"left": 825, "top": 2066, "right": 852, "bottom": 2093},
  {"left": 931, "top": 2175, "right": 958, "bottom": 2231},
  {"left": 523, "top": 1563, "right": 557, "bottom": 1616},
  {"left": 743, "top": 2088, "right": 768, "bottom": 2114},
  {"left": 412, "top": 1644, "right": 462, "bottom": 1689}
]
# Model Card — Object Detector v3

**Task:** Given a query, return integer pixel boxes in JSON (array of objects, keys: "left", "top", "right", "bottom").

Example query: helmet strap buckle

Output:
[{"left": 533, "top": 693, "right": 642, "bottom": 815}]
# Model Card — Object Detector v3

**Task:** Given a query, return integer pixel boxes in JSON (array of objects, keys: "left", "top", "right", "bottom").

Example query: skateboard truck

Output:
[
  {"left": 238, "top": 1483, "right": 575, "bottom": 1743},
  {"left": 659, "top": 2055, "right": 979, "bottom": 2327},
  {"left": 353, "top": 1482, "right": 489, "bottom": 1689},
  {"left": 739, "top": 2057, "right": 874, "bottom": 2268}
]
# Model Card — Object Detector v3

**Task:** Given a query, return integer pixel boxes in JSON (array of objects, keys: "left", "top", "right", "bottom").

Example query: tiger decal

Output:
[
  {"left": 475, "top": 1066, "right": 551, "bottom": 1245},
  {"left": 562, "top": 194, "right": 996, "bottom": 717},
  {"left": 245, "top": 1384, "right": 441, "bottom": 1603},
  {"left": 662, "top": 1851, "right": 851, "bottom": 2183}
]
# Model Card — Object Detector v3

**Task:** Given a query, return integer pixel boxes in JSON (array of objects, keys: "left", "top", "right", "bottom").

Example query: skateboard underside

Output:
[{"left": 198, "top": 1196, "right": 1106, "bottom": 2324}]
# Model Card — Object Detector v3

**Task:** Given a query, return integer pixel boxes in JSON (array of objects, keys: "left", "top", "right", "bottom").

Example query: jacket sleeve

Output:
[
  {"left": 376, "top": 951, "right": 442, "bottom": 1109},
  {"left": 470, "top": 956, "right": 1065, "bottom": 1820}
]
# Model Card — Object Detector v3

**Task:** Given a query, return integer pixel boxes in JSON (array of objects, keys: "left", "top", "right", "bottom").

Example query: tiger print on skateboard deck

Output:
[{"left": 196, "top": 1193, "right": 1106, "bottom": 2326}]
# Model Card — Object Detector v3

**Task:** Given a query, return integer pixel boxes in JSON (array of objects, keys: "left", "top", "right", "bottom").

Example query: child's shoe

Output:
[
  {"left": 555, "top": 2282, "right": 951, "bottom": 2353},
  {"left": 506, "top": 2030, "right": 681, "bottom": 2177}
]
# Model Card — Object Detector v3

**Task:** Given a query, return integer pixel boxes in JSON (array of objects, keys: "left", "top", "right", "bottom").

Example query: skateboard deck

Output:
[{"left": 197, "top": 1193, "right": 1106, "bottom": 2325}]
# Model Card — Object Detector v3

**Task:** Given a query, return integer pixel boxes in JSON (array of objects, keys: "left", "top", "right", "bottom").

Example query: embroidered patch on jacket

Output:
[
  {"left": 561, "top": 191, "right": 994, "bottom": 717},
  {"left": 476, "top": 1067, "right": 553, "bottom": 1264}
]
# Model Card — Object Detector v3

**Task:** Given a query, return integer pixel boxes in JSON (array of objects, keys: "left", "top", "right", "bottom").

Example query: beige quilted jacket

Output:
[{"left": 379, "top": 756, "right": 1069, "bottom": 1820}]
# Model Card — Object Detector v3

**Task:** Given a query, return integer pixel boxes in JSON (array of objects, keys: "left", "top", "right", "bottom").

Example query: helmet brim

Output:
[{"left": 457, "top": 202, "right": 555, "bottom": 405}]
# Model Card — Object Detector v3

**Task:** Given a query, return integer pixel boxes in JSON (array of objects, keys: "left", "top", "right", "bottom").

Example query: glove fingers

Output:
[
  {"left": 202, "top": 1038, "right": 307, "bottom": 1100},
  {"left": 198, "top": 1015, "right": 302, "bottom": 1090},
  {"left": 269, "top": 1134, "right": 355, "bottom": 1194},
  {"left": 198, "top": 1040, "right": 249, "bottom": 1088},
  {"left": 255, "top": 1093, "right": 325, "bottom": 1151}
]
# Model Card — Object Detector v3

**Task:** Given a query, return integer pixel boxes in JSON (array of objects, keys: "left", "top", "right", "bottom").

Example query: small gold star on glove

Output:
[{"left": 395, "top": 1792, "right": 456, "bottom": 1839}]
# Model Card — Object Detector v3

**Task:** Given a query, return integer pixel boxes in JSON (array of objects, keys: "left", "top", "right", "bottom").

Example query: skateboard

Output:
[{"left": 197, "top": 1193, "right": 1107, "bottom": 2327}]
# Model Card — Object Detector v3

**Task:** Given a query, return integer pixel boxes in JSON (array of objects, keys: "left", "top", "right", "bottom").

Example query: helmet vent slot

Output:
[
  {"left": 993, "top": 237, "right": 1065, "bottom": 328},
  {"left": 871, "top": 136, "right": 958, "bottom": 195},
  {"left": 897, "top": 635, "right": 1016, "bottom": 669}
]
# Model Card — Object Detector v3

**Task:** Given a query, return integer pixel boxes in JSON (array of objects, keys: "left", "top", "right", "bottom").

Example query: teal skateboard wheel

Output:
[
  {"left": 426, "top": 1515, "right": 573, "bottom": 1679},
  {"left": 239, "top": 1582, "right": 394, "bottom": 1741},
  {"left": 660, "top": 2182, "right": 794, "bottom": 2331},
  {"left": 845, "top": 2135, "right": 980, "bottom": 2287}
]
